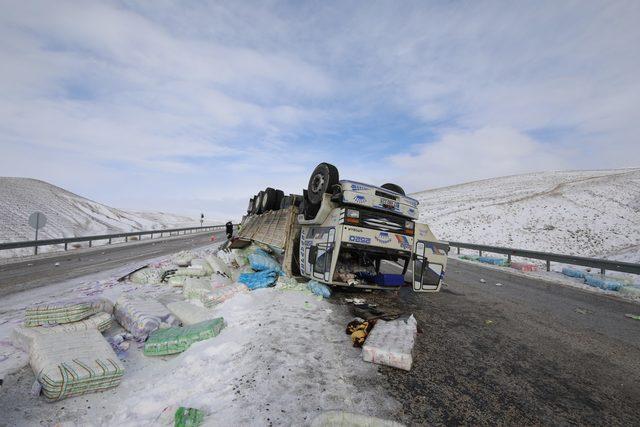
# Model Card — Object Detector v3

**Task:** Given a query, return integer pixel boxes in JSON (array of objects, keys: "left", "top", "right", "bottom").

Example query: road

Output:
[
  {"left": 344, "top": 258, "right": 640, "bottom": 425},
  {"left": 0, "top": 231, "right": 225, "bottom": 297}
]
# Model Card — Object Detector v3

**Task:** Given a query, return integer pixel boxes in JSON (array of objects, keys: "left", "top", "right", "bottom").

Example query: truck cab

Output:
[{"left": 297, "top": 174, "right": 448, "bottom": 291}]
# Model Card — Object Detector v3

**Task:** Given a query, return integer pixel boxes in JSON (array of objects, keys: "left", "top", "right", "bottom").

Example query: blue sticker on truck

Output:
[
  {"left": 375, "top": 232, "right": 392, "bottom": 244},
  {"left": 349, "top": 235, "right": 371, "bottom": 244}
]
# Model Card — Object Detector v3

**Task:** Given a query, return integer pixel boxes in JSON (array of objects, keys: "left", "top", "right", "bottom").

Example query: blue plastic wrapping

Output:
[
  {"left": 248, "top": 249, "right": 282, "bottom": 273},
  {"left": 562, "top": 267, "right": 586, "bottom": 279},
  {"left": 584, "top": 275, "right": 622, "bottom": 291},
  {"left": 238, "top": 269, "right": 279, "bottom": 290},
  {"left": 307, "top": 281, "right": 331, "bottom": 298},
  {"left": 477, "top": 257, "right": 508, "bottom": 266}
]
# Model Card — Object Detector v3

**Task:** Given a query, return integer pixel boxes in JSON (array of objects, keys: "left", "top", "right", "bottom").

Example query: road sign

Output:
[
  {"left": 29, "top": 212, "right": 47, "bottom": 230},
  {"left": 28, "top": 212, "right": 47, "bottom": 255}
]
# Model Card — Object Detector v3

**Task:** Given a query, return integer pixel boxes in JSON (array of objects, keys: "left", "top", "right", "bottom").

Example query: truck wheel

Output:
[
  {"left": 255, "top": 191, "right": 265, "bottom": 214},
  {"left": 307, "top": 163, "right": 339, "bottom": 205},
  {"left": 247, "top": 197, "right": 254, "bottom": 214},
  {"left": 262, "top": 187, "right": 277, "bottom": 212},
  {"left": 381, "top": 183, "right": 405, "bottom": 195},
  {"left": 274, "top": 190, "right": 285, "bottom": 210}
]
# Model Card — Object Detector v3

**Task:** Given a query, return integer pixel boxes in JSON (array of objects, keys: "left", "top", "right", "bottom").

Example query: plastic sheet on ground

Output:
[
  {"left": 311, "top": 411, "right": 405, "bottom": 427},
  {"left": 144, "top": 317, "right": 225, "bottom": 356},
  {"left": 562, "top": 267, "right": 586, "bottom": 279},
  {"left": 175, "top": 407, "right": 205, "bottom": 427},
  {"left": 199, "top": 283, "right": 248, "bottom": 308},
  {"left": 248, "top": 248, "right": 282, "bottom": 273},
  {"left": 166, "top": 301, "right": 218, "bottom": 326},
  {"left": 362, "top": 315, "right": 417, "bottom": 371},
  {"left": 12, "top": 312, "right": 113, "bottom": 352},
  {"left": 25, "top": 297, "right": 113, "bottom": 327},
  {"left": 30, "top": 329, "right": 124, "bottom": 401},
  {"left": 113, "top": 295, "right": 178, "bottom": 340},
  {"left": 308, "top": 281, "right": 331, "bottom": 298},
  {"left": 477, "top": 256, "right": 508, "bottom": 266},
  {"left": 584, "top": 274, "right": 622, "bottom": 291},
  {"left": 238, "top": 269, "right": 278, "bottom": 290}
]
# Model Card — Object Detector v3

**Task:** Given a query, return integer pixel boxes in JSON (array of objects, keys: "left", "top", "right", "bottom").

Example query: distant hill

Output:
[
  {"left": 412, "top": 168, "right": 640, "bottom": 262},
  {"left": 0, "top": 177, "right": 198, "bottom": 256}
]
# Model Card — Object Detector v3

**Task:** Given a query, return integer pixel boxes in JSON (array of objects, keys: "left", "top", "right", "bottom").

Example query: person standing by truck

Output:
[{"left": 225, "top": 221, "right": 233, "bottom": 240}]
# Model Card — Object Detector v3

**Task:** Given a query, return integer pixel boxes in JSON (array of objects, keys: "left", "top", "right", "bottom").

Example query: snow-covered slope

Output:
[
  {"left": 413, "top": 168, "right": 640, "bottom": 262},
  {"left": 0, "top": 177, "right": 197, "bottom": 248}
]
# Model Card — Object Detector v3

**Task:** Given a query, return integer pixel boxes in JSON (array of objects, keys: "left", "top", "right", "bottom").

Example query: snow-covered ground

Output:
[
  {"left": 414, "top": 168, "right": 640, "bottom": 262},
  {"left": 0, "top": 177, "right": 211, "bottom": 257},
  {"left": 0, "top": 245, "right": 399, "bottom": 426}
]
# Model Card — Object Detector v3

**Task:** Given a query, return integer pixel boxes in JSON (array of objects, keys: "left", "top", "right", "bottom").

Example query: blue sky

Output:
[{"left": 1, "top": 0, "right": 638, "bottom": 220}]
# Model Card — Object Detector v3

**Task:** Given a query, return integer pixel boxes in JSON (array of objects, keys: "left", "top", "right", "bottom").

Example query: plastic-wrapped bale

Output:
[
  {"left": 275, "top": 276, "right": 309, "bottom": 293},
  {"left": 362, "top": 315, "right": 417, "bottom": 371},
  {"left": 183, "top": 278, "right": 213, "bottom": 300},
  {"left": 477, "top": 257, "right": 508, "bottom": 266},
  {"left": 231, "top": 249, "right": 249, "bottom": 267},
  {"left": 172, "top": 251, "right": 194, "bottom": 267},
  {"left": 248, "top": 249, "right": 282, "bottom": 273},
  {"left": 216, "top": 250, "right": 236, "bottom": 268},
  {"left": 191, "top": 259, "right": 213, "bottom": 275},
  {"left": 129, "top": 267, "right": 164, "bottom": 285},
  {"left": 172, "top": 266, "right": 209, "bottom": 278},
  {"left": 168, "top": 276, "right": 188, "bottom": 287},
  {"left": 562, "top": 267, "right": 586, "bottom": 279},
  {"left": 510, "top": 262, "right": 538, "bottom": 272},
  {"left": 25, "top": 297, "right": 113, "bottom": 327},
  {"left": 166, "top": 301, "right": 218, "bottom": 325},
  {"left": 12, "top": 312, "right": 113, "bottom": 352},
  {"left": 30, "top": 329, "right": 124, "bottom": 401},
  {"left": 238, "top": 269, "right": 278, "bottom": 290},
  {"left": 144, "top": 317, "right": 225, "bottom": 356},
  {"left": 200, "top": 283, "right": 248, "bottom": 308},
  {"left": 311, "top": 411, "right": 405, "bottom": 427},
  {"left": 584, "top": 275, "right": 622, "bottom": 291},
  {"left": 175, "top": 407, "right": 205, "bottom": 427},
  {"left": 205, "top": 254, "right": 233, "bottom": 278},
  {"left": 620, "top": 285, "right": 640, "bottom": 297},
  {"left": 113, "top": 295, "right": 178, "bottom": 340},
  {"left": 308, "top": 281, "right": 331, "bottom": 298}
]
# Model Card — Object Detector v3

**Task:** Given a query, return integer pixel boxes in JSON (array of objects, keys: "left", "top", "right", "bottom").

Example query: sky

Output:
[{"left": 1, "top": 0, "right": 638, "bottom": 221}]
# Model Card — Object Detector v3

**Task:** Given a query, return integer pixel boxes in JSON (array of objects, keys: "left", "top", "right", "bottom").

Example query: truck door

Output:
[
  {"left": 311, "top": 228, "right": 335, "bottom": 282},
  {"left": 413, "top": 240, "right": 448, "bottom": 292}
]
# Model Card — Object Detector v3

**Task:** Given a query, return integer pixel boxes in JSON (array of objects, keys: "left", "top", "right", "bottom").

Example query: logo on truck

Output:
[
  {"left": 395, "top": 234, "right": 411, "bottom": 250},
  {"left": 350, "top": 183, "right": 369, "bottom": 191},
  {"left": 349, "top": 235, "right": 371, "bottom": 244},
  {"left": 353, "top": 195, "right": 367, "bottom": 204},
  {"left": 375, "top": 232, "right": 392, "bottom": 244}
]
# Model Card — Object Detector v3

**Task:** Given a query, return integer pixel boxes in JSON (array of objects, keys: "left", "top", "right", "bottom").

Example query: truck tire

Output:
[
  {"left": 247, "top": 197, "right": 254, "bottom": 214},
  {"left": 274, "top": 189, "right": 285, "bottom": 210},
  {"left": 301, "top": 194, "right": 321, "bottom": 220},
  {"left": 261, "top": 187, "right": 278, "bottom": 212},
  {"left": 255, "top": 191, "right": 265, "bottom": 214},
  {"left": 307, "top": 163, "right": 339, "bottom": 205},
  {"left": 381, "top": 183, "right": 405, "bottom": 196}
]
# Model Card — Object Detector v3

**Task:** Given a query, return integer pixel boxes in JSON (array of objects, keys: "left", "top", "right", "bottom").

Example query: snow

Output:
[
  {"left": 0, "top": 245, "right": 399, "bottom": 426},
  {"left": 413, "top": 168, "right": 640, "bottom": 262},
  {"left": 0, "top": 177, "right": 212, "bottom": 258}
]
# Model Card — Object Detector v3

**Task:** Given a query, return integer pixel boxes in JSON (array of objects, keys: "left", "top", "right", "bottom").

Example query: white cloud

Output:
[{"left": 389, "top": 127, "right": 570, "bottom": 191}]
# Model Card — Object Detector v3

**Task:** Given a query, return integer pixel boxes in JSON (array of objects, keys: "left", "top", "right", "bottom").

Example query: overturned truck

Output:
[{"left": 239, "top": 163, "right": 449, "bottom": 292}]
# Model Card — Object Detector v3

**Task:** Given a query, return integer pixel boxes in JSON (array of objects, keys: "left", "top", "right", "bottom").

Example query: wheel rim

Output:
[{"left": 311, "top": 173, "right": 325, "bottom": 193}]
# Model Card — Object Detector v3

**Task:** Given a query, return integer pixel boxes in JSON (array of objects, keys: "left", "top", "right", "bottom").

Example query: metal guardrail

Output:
[
  {"left": 448, "top": 241, "right": 640, "bottom": 275},
  {"left": 0, "top": 225, "right": 228, "bottom": 255}
]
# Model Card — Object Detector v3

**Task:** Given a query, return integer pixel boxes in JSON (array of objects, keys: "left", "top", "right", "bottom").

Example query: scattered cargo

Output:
[
  {"left": 144, "top": 317, "right": 225, "bottom": 356},
  {"left": 362, "top": 315, "right": 417, "bottom": 371}
]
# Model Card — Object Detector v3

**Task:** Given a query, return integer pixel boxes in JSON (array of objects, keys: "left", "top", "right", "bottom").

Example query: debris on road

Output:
[
  {"left": 166, "top": 301, "right": 218, "bottom": 325},
  {"left": 509, "top": 262, "right": 538, "bottom": 272},
  {"left": 113, "top": 295, "right": 178, "bottom": 340},
  {"left": 346, "top": 319, "right": 375, "bottom": 347},
  {"left": 625, "top": 313, "right": 640, "bottom": 321},
  {"left": 362, "top": 315, "right": 417, "bottom": 371},
  {"left": 174, "top": 406, "right": 205, "bottom": 427},
  {"left": 479, "top": 278, "right": 486, "bottom": 283},
  {"left": 575, "top": 308, "right": 588, "bottom": 315},
  {"left": 238, "top": 269, "right": 278, "bottom": 290},
  {"left": 308, "top": 281, "right": 332, "bottom": 298},
  {"left": 485, "top": 320, "right": 494, "bottom": 325},
  {"left": 24, "top": 297, "right": 112, "bottom": 327},
  {"left": 495, "top": 283, "right": 503, "bottom": 286}
]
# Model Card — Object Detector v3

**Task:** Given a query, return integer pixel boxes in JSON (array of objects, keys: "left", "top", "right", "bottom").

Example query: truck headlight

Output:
[
  {"left": 405, "top": 221, "right": 414, "bottom": 229},
  {"left": 346, "top": 209, "right": 360, "bottom": 218}
]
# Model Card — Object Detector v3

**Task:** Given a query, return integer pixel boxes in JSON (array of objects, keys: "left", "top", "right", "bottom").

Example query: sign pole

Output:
[{"left": 34, "top": 214, "right": 39, "bottom": 255}]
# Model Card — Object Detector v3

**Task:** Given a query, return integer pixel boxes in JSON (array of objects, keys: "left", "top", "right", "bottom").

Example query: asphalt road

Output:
[
  {"left": 0, "top": 231, "right": 225, "bottom": 297},
  {"left": 342, "top": 258, "right": 640, "bottom": 425}
]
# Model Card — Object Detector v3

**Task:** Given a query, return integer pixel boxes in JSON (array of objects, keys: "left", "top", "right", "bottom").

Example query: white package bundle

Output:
[
  {"left": 30, "top": 329, "right": 124, "bottom": 401},
  {"left": 362, "top": 315, "right": 417, "bottom": 371},
  {"left": 113, "top": 295, "right": 177, "bottom": 340},
  {"left": 205, "top": 254, "right": 232, "bottom": 278},
  {"left": 183, "top": 277, "right": 213, "bottom": 300},
  {"left": 13, "top": 312, "right": 113, "bottom": 352}
]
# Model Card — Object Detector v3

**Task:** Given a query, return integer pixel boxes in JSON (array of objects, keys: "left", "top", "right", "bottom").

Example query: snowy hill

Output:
[
  {"left": 0, "top": 178, "right": 197, "bottom": 252},
  {"left": 413, "top": 168, "right": 640, "bottom": 262}
]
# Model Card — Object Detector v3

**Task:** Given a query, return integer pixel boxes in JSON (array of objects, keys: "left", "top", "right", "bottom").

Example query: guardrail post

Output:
[
  {"left": 64, "top": 242, "right": 68, "bottom": 251},
  {"left": 479, "top": 250, "right": 483, "bottom": 257},
  {"left": 546, "top": 260, "right": 551, "bottom": 271},
  {"left": 600, "top": 268, "right": 605, "bottom": 275},
  {"left": 507, "top": 254, "right": 511, "bottom": 264},
  {"left": 89, "top": 240, "right": 92, "bottom": 248},
  {"left": 139, "top": 234, "right": 142, "bottom": 241},
  {"left": 108, "top": 237, "right": 112, "bottom": 245},
  {"left": 125, "top": 236, "right": 128, "bottom": 242},
  {"left": 457, "top": 247, "right": 460, "bottom": 255}
]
